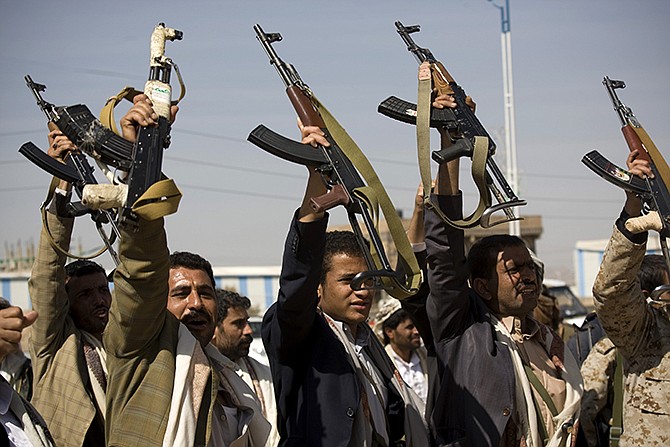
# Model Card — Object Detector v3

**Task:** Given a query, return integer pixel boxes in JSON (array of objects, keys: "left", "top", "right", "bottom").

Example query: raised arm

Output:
[
  {"left": 28, "top": 131, "right": 78, "bottom": 378},
  {"left": 593, "top": 151, "right": 655, "bottom": 357},
  {"left": 425, "top": 94, "right": 472, "bottom": 343},
  {"left": 263, "top": 123, "right": 330, "bottom": 361},
  {"left": 104, "top": 94, "right": 176, "bottom": 358}
]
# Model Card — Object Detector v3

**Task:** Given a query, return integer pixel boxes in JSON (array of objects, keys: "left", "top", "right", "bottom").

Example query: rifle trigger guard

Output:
[{"left": 480, "top": 199, "right": 527, "bottom": 228}]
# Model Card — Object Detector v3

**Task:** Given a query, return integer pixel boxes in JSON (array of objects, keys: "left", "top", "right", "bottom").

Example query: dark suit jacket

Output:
[
  {"left": 399, "top": 249, "right": 440, "bottom": 424},
  {"left": 262, "top": 213, "right": 408, "bottom": 447},
  {"left": 426, "top": 194, "right": 516, "bottom": 447}
]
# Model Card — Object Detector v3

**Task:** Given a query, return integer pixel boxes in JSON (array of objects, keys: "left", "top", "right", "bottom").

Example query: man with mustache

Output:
[
  {"left": 422, "top": 79, "right": 582, "bottom": 446},
  {"left": 28, "top": 129, "right": 112, "bottom": 447},
  {"left": 212, "top": 289, "right": 279, "bottom": 446},
  {"left": 261, "top": 122, "right": 429, "bottom": 446},
  {"left": 103, "top": 95, "right": 271, "bottom": 447},
  {"left": 376, "top": 302, "right": 429, "bottom": 407}
]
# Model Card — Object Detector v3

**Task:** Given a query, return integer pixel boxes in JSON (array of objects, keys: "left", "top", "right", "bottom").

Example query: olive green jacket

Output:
[
  {"left": 105, "top": 217, "right": 271, "bottom": 446},
  {"left": 29, "top": 211, "right": 104, "bottom": 447}
]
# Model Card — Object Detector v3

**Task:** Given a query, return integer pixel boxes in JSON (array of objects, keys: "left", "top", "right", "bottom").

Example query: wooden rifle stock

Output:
[
  {"left": 621, "top": 125, "right": 652, "bottom": 163},
  {"left": 286, "top": 86, "right": 325, "bottom": 128}
]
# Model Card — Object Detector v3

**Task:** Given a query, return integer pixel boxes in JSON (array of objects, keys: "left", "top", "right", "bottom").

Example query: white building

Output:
[{"left": 573, "top": 234, "right": 664, "bottom": 298}]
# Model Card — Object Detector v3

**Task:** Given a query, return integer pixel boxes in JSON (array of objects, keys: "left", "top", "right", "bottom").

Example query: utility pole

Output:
[{"left": 489, "top": 0, "right": 521, "bottom": 236}]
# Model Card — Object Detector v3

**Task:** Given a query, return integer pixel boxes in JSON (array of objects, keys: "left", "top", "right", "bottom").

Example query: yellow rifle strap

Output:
[
  {"left": 99, "top": 86, "right": 143, "bottom": 136},
  {"left": 310, "top": 95, "right": 422, "bottom": 300},
  {"left": 99, "top": 88, "right": 183, "bottom": 221},
  {"left": 632, "top": 126, "right": 670, "bottom": 192},
  {"left": 417, "top": 66, "right": 490, "bottom": 229},
  {"left": 100, "top": 75, "right": 185, "bottom": 136},
  {"left": 131, "top": 178, "right": 182, "bottom": 221},
  {"left": 40, "top": 178, "right": 108, "bottom": 261}
]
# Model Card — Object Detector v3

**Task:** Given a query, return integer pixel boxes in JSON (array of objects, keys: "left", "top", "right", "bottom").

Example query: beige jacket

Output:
[{"left": 593, "top": 225, "right": 670, "bottom": 447}]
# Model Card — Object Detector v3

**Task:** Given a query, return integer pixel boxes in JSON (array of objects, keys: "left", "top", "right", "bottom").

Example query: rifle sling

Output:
[
  {"left": 417, "top": 64, "right": 490, "bottom": 229},
  {"left": 40, "top": 178, "right": 109, "bottom": 261},
  {"left": 311, "top": 95, "right": 422, "bottom": 300},
  {"left": 610, "top": 350, "right": 624, "bottom": 447},
  {"left": 100, "top": 87, "right": 143, "bottom": 136},
  {"left": 99, "top": 87, "right": 183, "bottom": 222},
  {"left": 131, "top": 178, "right": 182, "bottom": 221},
  {"left": 523, "top": 363, "right": 556, "bottom": 446}
]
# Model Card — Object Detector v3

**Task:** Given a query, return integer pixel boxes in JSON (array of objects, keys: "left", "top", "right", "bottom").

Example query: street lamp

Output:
[{"left": 489, "top": 0, "right": 521, "bottom": 236}]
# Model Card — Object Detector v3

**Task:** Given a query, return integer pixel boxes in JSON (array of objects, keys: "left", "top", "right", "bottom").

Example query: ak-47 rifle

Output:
[
  {"left": 380, "top": 21, "right": 526, "bottom": 228},
  {"left": 20, "top": 75, "right": 121, "bottom": 265},
  {"left": 582, "top": 77, "right": 670, "bottom": 281},
  {"left": 20, "top": 77, "right": 135, "bottom": 171},
  {"left": 116, "top": 22, "right": 183, "bottom": 229},
  {"left": 247, "top": 24, "right": 421, "bottom": 300}
]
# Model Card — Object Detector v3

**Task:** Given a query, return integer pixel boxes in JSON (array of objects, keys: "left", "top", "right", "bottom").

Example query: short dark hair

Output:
[
  {"left": 467, "top": 234, "right": 527, "bottom": 282},
  {"left": 0, "top": 297, "right": 11, "bottom": 310},
  {"left": 321, "top": 231, "right": 368, "bottom": 283},
  {"left": 169, "top": 252, "right": 216, "bottom": 289},
  {"left": 638, "top": 254, "right": 669, "bottom": 295},
  {"left": 381, "top": 308, "right": 411, "bottom": 345},
  {"left": 64, "top": 260, "right": 107, "bottom": 292},
  {"left": 215, "top": 289, "right": 251, "bottom": 323}
]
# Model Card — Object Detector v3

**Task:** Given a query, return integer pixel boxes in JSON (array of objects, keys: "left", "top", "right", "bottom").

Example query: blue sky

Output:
[{"left": 1, "top": 0, "right": 669, "bottom": 283}]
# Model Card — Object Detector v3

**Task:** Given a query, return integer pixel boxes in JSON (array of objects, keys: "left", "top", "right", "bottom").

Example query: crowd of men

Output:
[{"left": 0, "top": 66, "right": 668, "bottom": 447}]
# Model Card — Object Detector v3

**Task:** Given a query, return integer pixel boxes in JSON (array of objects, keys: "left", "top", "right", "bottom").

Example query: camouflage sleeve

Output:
[
  {"left": 592, "top": 224, "right": 652, "bottom": 358},
  {"left": 579, "top": 337, "right": 617, "bottom": 447}
]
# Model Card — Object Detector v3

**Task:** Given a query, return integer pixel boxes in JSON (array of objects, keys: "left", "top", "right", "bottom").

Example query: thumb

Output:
[{"left": 22, "top": 310, "right": 38, "bottom": 328}]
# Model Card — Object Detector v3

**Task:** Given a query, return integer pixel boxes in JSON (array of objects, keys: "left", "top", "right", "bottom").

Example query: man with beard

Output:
[
  {"left": 212, "top": 289, "right": 279, "bottom": 446},
  {"left": 422, "top": 75, "right": 582, "bottom": 446},
  {"left": 591, "top": 151, "right": 670, "bottom": 446},
  {"left": 376, "top": 303, "right": 429, "bottom": 407},
  {"left": 28, "top": 128, "right": 111, "bottom": 447},
  {"left": 104, "top": 94, "right": 271, "bottom": 447}
]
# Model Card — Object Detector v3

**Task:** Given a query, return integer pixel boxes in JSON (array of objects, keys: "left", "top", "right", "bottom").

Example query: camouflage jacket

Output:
[
  {"left": 579, "top": 336, "right": 616, "bottom": 447},
  {"left": 593, "top": 223, "right": 670, "bottom": 447}
]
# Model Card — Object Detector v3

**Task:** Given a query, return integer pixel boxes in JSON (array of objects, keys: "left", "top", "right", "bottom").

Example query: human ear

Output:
[{"left": 473, "top": 277, "right": 492, "bottom": 301}]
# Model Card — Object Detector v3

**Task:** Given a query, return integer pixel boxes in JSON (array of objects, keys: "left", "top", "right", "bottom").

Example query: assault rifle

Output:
[
  {"left": 117, "top": 22, "right": 183, "bottom": 229},
  {"left": 20, "top": 75, "right": 121, "bottom": 265},
  {"left": 247, "top": 24, "right": 421, "bottom": 300},
  {"left": 20, "top": 77, "right": 135, "bottom": 171},
  {"left": 380, "top": 21, "right": 526, "bottom": 228},
  {"left": 582, "top": 77, "right": 670, "bottom": 276}
]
